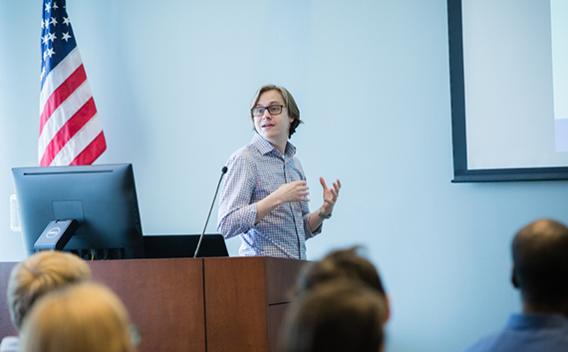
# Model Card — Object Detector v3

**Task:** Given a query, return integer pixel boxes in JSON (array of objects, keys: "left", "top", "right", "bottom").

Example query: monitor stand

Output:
[{"left": 33, "top": 219, "right": 78, "bottom": 252}]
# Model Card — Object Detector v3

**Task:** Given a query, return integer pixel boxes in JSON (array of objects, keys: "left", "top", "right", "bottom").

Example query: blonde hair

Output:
[
  {"left": 250, "top": 84, "right": 302, "bottom": 137},
  {"left": 7, "top": 251, "right": 91, "bottom": 330},
  {"left": 20, "top": 282, "right": 135, "bottom": 352}
]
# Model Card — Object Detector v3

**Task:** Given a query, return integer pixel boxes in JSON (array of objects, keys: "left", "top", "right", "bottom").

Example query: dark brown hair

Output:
[
  {"left": 512, "top": 219, "right": 568, "bottom": 307},
  {"left": 279, "top": 280, "right": 385, "bottom": 352},
  {"left": 295, "top": 246, "right": 386, "bottom": 296}
]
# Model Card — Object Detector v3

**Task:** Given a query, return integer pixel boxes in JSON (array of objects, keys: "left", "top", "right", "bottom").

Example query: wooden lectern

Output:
[
  {"left": 204, "top": 257, "right": 306, "bottom": 352},
  {"left": 0, "top": 257, "right": 306, "bottom": 352}
]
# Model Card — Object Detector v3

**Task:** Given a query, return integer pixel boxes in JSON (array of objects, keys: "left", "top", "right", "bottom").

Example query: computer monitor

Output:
[
  {"left": 143, "top": 234, "right": 229, "bottom": 258},
  {"left": 12, "top": 163, "right": 144, "bottom": 259}
]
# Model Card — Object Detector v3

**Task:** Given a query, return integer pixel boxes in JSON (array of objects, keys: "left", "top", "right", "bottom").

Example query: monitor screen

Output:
[
  {"left": 143, "top": 234, "right": 229, "bottom": 258},
  {"left": 448, "top": 0, "right": 568, "bottom": 181},
  {"left": 12, "top": 164, "right": 144, "bottom": 259}
]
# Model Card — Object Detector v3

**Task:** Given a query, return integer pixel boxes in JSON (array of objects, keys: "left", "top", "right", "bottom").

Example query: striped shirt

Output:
[{"left": 217, "top": 134, "right": 321, "bottom": 259}]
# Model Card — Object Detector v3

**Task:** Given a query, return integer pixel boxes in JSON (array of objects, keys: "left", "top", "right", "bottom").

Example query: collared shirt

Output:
[
  {"left": 217, "top": 134, "right": 321, "bottom": 259},
  {"left": 465, "top": 313, "right": 568, "bottom": 352}
]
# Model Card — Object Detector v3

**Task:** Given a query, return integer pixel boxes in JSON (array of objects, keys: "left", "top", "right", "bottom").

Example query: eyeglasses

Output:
[{"left": 251, "top": 104, "right": 285, "bottom": 117}]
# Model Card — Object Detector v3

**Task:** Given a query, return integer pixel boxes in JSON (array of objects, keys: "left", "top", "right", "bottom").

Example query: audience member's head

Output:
[
  {"left": 20, "top": 282, "right": 135, "bottom": 352},
  {"left": 512, "top": 219, "right": 568, "bottom": 314},
  {"left": 279, "top": 280, "right": 386, "bottom": 352},
  {"left": 6, "top": 250, "right": 91, "bottom": 330},
  {"left": 296, "top": 246, "right": 386, "bottom": 293},
  {"left": 295, "top": 246, "right": 389, "bottom": 321}
]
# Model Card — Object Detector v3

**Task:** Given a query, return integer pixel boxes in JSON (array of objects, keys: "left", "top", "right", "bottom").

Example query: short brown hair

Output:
[
  {"left": 7, "top": 251, "right": 91, "bottom": 330},
  {"left": 279, "top": 280, "right": 386, "bottom": 352},
  {"left": 20, "top": 282, "right": 135, "bottom": 352},
  {"left": 295, "top": 246, "right": 386, "bottom": 296},
  {"left": 250, "top": 84, "right": 302, "bottom": 138}
]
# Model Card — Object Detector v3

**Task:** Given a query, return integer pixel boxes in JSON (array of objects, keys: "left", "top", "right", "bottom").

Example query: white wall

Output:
[{"left": 2, "top": 0, "right": 568, "bottom": 351}]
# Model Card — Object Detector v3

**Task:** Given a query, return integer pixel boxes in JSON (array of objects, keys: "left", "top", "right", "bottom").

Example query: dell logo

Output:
[{"left": 45, "top": 227, "right": 61, "bottom": 239}]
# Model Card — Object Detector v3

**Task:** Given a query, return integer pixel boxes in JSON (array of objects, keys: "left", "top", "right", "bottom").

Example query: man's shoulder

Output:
[
  {"left": 228, "top": 144, "right": 258, "bottom": 163},
  {"left": 464, "top": 333, "right": 499, "bottom": 352},
  {"left": 225, "top": 144, "right": 262, "bottom": 173},
  {"left": 0, "top": 336, "right": 19, "bottom": 352},
  {"left": 464, "top": 323, "right": 568, "bottom": 352}
]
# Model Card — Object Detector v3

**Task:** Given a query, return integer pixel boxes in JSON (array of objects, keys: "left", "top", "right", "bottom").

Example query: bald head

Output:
[{"left": 512, "top": 219, "right": 568, "bottom": 309}]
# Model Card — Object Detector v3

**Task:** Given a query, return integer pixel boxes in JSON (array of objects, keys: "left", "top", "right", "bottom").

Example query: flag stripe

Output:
[
  {"left": 38, "top": 80, "right": 93, "bottom": 159},
  {"left": 71, "top": 131, "right": 107, "bottom": 165},
  {"left": 40, "top": 98, "right": 97, "bottom": 166},
  {"left": 39, "top": 0, "right": 106, "bottom": 166},
  {"left": 39, "top": 64, "right": 86, "bottom": 133},
  {"left": 39, "top": 47, "right": 81, "bottom": 112},
  {"left": 50, "top": 113, "right": 105, "bottom": 166}
]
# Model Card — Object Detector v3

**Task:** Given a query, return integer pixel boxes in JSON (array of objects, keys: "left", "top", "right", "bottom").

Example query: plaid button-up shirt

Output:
[{"left": 217, "top": 134, "right": 321, "bottom": 259}]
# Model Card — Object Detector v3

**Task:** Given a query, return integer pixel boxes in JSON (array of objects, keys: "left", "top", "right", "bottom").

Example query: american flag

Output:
[{"left": 39, "top": 0, "right": 106, "bottom": 167}]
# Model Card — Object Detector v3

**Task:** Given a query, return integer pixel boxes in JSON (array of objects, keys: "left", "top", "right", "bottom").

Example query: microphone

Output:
[{"left": 193, "top": 166, "right": 228, "bottom": 258}]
